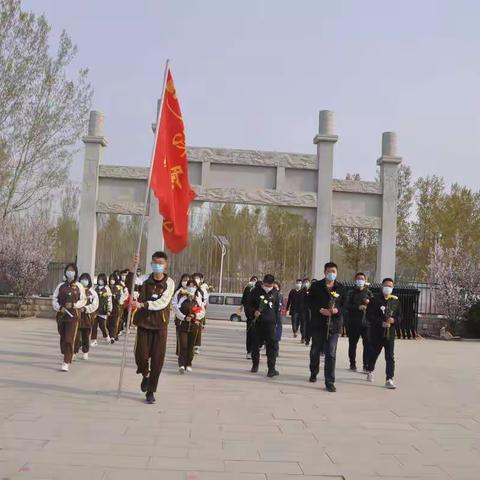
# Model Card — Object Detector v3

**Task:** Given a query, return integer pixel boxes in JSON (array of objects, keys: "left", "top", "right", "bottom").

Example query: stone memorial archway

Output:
[{"left": 77, "top": 109, "right": 401, "bottom": 281}]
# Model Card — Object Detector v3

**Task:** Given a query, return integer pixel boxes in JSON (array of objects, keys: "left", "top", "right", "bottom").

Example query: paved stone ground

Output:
[{"left": 0, "top": 318, "right": 479, "bottom": 480}]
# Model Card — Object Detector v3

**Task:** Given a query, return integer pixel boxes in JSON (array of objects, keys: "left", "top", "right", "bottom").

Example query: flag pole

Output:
[{"left": 117, "top": 59, "right": 171, "bottom": 399}]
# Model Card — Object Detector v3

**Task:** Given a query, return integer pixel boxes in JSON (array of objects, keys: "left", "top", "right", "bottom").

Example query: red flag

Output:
[{"left": 150, "top": 67, "right": 196, "bottom": 253}]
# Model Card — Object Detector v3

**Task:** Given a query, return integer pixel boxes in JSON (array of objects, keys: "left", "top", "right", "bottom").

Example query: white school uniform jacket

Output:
[
  {"left": 85, "top": 287, "right": 99, "bottom": 314},
  {"left": 52, "top": 281, "right": 87, "bottom": 312}
]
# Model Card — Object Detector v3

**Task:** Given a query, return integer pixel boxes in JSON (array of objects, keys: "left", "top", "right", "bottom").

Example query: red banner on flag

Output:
[{"left": 150, "top": 67, "right": 196, "bottom": 253}]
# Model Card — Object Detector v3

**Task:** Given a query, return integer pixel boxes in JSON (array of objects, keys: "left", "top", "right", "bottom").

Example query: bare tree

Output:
[{"left": 0, "top": 0, "right": 92, "bottom": 220}]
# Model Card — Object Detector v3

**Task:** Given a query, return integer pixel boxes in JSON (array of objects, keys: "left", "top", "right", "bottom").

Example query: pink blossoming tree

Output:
[
  {"left": 429, "top": 240, "right": 480, "bottom": 333},
  {"left": 0, "top": 214, "right": 54, "bottom": 317}
]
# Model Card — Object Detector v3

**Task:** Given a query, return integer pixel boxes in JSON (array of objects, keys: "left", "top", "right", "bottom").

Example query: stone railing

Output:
[{"left": 0, "top": 296, "right": 55, "bottom": 319}]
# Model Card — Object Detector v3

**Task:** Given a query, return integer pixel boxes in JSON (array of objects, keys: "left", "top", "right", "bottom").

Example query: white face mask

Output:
[
  {"left": 383, "top": 286, "right": 393, "bottom": 296},
  {"left": 304, "top": 282, "right": 311, "bottom": 289},
  {"left": 65, "top": 271, "right": 75, "bottom": 282},
  {"left": 263, "top": 286, "right": 273, "bottom": 293},
  {"left": 296, "top": 283, "right": 302, "bottom": 289},
  {"left": 121, "top": 275, "right": 126, "bottom": 282},
  {"left": 110, "top": 279, "right": 115, "bottom": 285},
  {"left": 248, "top": 281, "right": 255, "bottom": 286},
  {"left": 187, "top": 287, "right": 197, "bottom": 296},
  {"left": 98, "top": 280, "right": 105, "bottom": 287},
  {"left": 80, "top": 279, "right": 89, "bottom": 287}
]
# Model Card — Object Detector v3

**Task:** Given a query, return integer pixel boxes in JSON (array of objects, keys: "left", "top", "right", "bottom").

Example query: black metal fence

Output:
[{"left": 342, "top": 282, "right": 420, "bottom": 339}]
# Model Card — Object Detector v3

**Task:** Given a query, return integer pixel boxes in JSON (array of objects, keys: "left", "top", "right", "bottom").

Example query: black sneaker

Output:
[
  {"left": 267, "top": 370, "right": 279, "bottom": 378},
  {"left": 305, "top": 341, "right": 310, "bottom": 347},
  {"left": 141, "top": 376, "right": 149, "bottom": 393},
  {"left": 309, "top": 375, "right": 317, "bottom": 383},
  {"left": 110, "top": 338, "right": 115, "bottom": 344},
  {"left": 250, "top": 365, "right": 259, "bottom": 373},
  {"left": 349, "top": 365, "right": 357, "bottom": 372},
  {"left": 146, "top": 391, "right": 156, "bottom": 404},
  {"left": 326, "top": 383, "right": 336, "bottom": 393}
]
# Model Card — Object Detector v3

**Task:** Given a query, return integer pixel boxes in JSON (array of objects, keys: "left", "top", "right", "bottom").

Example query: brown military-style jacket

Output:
[{"left": 134, "top": 274, "right": 174, "bottom": 330}]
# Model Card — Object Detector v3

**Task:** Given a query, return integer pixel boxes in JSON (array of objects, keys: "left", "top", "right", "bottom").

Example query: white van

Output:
[{"left": 206, "top": 293, "right": 246, "bottom": 322}]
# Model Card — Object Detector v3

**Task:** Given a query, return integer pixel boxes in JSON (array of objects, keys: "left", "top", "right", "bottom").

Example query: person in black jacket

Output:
[
  {"left": 299, "top": 278, "right": 311, "bottom": 345},
  {"left": 241, "top": 275, "right": 258, "bottom": 359},
  {"left": 248, "top": 274, "right": 281, "bottom": 377},
  {"left": 307, "top": 262, "right": 345, "bottom": 392},
  {"left": 344, "top": 272, "right": 373, "bottom": 372},
  {"left": 365, "top": 278, "right": 401, "bottom": 389},
  {"left": 286, "top": 279, "right": 303, "bottom": 338}
]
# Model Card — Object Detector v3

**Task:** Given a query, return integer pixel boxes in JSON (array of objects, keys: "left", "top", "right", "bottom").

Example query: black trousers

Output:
[
  {"left": 291, "top": 312, "right": 300, "bottom": 335},
  {"left": 300, "top": 310, "right": 311, "bottom": 343},
  {"left": 310, "top": 330, "right": 339, "bottom": 385},
  {"left": 91, "top": 315, "right": 108, "bottom": 340},
  {"left": 348, "top": 321, "right": 369, "bottom": 369},
  {"left": 251, "top": 320, "right": 276, "bottom": 372},
  {"left": 178, "top": 323, "right": 201, "bottom": 368},
  {"left": 246, "top": 317, "right": 254, "bottom": 353},
  {"left": 367, "top": 335, "right": 395, "bottom": 380}
]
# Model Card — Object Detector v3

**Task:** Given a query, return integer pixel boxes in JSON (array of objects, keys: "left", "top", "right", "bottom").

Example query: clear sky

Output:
[{"left": 23, "top": 0, "right": 480, "bottom": 189}]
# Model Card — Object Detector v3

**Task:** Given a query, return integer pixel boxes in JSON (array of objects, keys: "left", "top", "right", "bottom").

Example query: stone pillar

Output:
[
  {"left": 146, "top": 99, "right": 165, "bottom": 270},
  {"left": 77, "top": 111, "right": 107, "bottom": 277},
  {"left": 376, "top": 132, "right": 402, "bottom": 282},
  {"left": 312, "top": 110, "right": 338, "bottom": 278}
]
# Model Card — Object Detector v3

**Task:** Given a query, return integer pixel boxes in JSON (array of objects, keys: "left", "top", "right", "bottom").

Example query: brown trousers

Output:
[
  {"left": 135, "top": 326, "right": 168, "bottom": 393},
  {"left": 74, "top": 328, "right": 91, "bottom": 354},
  {"left": 91, "top": 316, "right": 108, "bottom": 340},
  {"left": 194, "top": 320, "right": 205, "bottom": 347},
  {"left": 57, "top": 318, "right": 79, "bottom": 363},
  {"left": 178, "top": 323, "right": 200, "bottom": 368},
  {"left": 107, "top": 313, "right": 120, "bottom": 340}
]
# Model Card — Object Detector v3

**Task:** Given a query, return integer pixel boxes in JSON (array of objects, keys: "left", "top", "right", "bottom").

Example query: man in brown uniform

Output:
[{"left": 133, "top": 251, "right": 175, "bottom": 404}]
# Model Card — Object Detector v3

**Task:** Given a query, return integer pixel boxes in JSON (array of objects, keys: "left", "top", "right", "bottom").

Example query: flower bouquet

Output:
[
  {"left": 327, "top": 291, "right": 340, "bottom": 338},
  {"left": 382, "top": 294, "right": 398, "bottom": 339}
]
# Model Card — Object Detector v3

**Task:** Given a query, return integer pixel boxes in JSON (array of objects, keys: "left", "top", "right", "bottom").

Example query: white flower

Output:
[
  {"left": 263, "top": 299, "right": 268, "bottom": 304},
  {"left": 380, "top": 306, "right": 386, "bottom": 313},
  {"left": 260, "top": 295, "right": 265, "bottom": 300}
]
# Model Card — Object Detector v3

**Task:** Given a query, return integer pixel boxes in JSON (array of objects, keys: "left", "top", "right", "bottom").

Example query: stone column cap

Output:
[
  {"left": 376, "top": 155, "right": 402, "bottom": 166},
  {"left": 313, "top": 134, "right": 338, "bottom": 144},
  {"left": 82, "top": 135, "right": 108, "bottom": 147}
]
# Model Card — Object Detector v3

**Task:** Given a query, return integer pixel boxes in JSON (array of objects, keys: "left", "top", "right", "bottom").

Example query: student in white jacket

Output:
[
  {"left": 192, "top": 273, "right": 209, "bottom": 354},
  {"left": 91, "top": 273, "right": 112, "bottom": 345},
  {"left": 75, "top": 273, "right": 99, "bottom": 360},
  {"left": 52, "top": 263, "right": 87, "bottom": 372},
  {"left": 174, "top": 279, "right": 206, "bottom": 373}
]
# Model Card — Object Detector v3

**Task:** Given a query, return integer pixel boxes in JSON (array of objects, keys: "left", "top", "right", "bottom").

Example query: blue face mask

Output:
[
  {"left": 326, "top": 272, "right": 337, "bottom": 282},
  {"left": 355, "top": 279, "right": 365, "bottom": 288},
  {"left": 65, "top": 271, "right": 76, "bottom": 282},
  {"left": 151, "top": 263, "right": 165, "bottom": 274}
]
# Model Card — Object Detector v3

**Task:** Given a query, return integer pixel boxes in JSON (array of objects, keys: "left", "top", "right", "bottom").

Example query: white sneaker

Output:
[
  {"left": 385, "top": 379, "right": 397, "bottom": 389},
  {"left": 61, "top": 363, "right": 69, "bottom": 372},
  {"left": 82, "top": 352, "right": 89, "bottom": 361},
  {"left": 91, "top": 340, "right": 98, "bottom": 347},
  {"left": 72, "top": 354, "right": 77, "bottom": 362},
  {"left": 194, "top": 346, "right": 200, "bottom": 354},
  {"left": 179, "top": 366, "right": 186, "bottom": 374},
  {"left": 367, "top": 372, "right": 374, "bottom": 383},
  {"left": 105, "top": 336, "right": 111, "bottom": 344},
  {"left": 246, "top": 353, "right": 251, "bottom": 360},
  {"left": 186, "top": 366, "right": 192, "bottom": 373}
]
